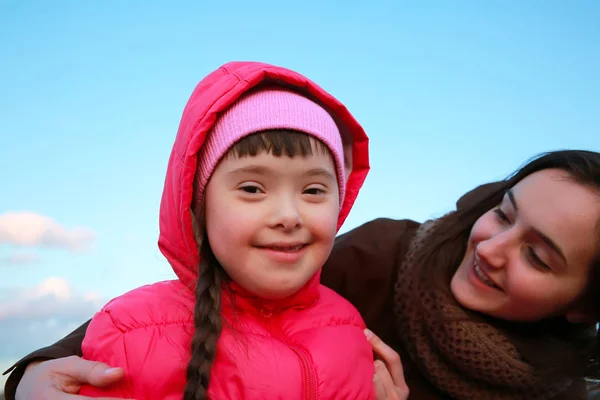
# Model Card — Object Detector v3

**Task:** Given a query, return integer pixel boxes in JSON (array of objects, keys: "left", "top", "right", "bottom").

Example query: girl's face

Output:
[
  {"left": 451, "top": 169, "right": 600, "bottom": 322},
  {"left": 204, "top": 141, "right": 340, "bottom": 300}
]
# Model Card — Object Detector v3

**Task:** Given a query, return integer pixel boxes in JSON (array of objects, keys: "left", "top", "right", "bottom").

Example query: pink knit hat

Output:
[{"left": 197, "top": 88, "right": 346, "bottom": 203}]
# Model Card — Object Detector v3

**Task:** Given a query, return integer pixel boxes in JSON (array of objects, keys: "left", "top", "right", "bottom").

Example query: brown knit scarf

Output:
[{"left": 393, "top": 219, "right": 573, "bottom": 400}]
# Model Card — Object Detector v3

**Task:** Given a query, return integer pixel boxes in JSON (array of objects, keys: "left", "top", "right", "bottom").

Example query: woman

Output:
[{"left": 5, "top": 150, "right": 600, "bottom": 400}]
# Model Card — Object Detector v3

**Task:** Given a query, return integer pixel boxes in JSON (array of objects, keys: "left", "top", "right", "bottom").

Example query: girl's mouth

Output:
[{"left": 265, "top": 245, "right": 305, "bottom": 252}]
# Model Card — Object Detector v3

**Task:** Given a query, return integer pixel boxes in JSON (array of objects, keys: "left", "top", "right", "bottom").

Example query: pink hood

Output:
[{"left": 158, "top": 61, "right": 370, "bottom": 289}]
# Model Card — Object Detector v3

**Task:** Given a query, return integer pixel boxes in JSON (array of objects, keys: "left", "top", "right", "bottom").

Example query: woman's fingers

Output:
[
  {"left": 373, "top": 359, "right": 404, "bottom": 399},
  {"left": 365, "top": 329, "right": 406, "bottom": 386}
]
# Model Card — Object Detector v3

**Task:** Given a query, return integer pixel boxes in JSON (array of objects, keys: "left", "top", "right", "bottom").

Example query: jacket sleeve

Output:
[
  {"left": 2, "top": 320, "right": 90, "bottom": 400},
  {"left": 321, "top": 218, "right": 420, "bottom": 334},
  {"left": 77, "top": 310, "right": 133, "bottom": 398}
]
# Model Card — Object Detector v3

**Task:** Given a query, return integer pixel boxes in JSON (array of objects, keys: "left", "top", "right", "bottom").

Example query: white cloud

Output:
[
  {"left": 0, "top": 278, "right": 104, "bottom": 361},
  {"left": 0, "top": 212, "right": 94, "bottom": 252},
  {"left": 0, "top": 277, "right": 103, "bottom": 319},
  {"left": 0, "top": 252, "right": 38, "bottom": 266}
]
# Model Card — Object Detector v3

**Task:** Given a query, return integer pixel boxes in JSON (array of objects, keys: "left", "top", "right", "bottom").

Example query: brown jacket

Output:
[{"left": 3, "top": 182, "right": 588, "bottom": 399}]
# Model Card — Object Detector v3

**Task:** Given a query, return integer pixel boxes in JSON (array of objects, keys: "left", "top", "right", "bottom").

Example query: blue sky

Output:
[{"left": 1, "top": 0, "right": 599, "bottom": 388}]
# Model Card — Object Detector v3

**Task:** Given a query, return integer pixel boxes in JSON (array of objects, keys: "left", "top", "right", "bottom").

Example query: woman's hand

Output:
[
  {"left": 15, "top": 356, "right": 126, "bottom": 400},
  {"left": 365, "top": 329, "right": 409, "bottom": 400}
]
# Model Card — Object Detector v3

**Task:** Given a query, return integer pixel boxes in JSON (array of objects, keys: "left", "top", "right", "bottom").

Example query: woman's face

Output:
[{"left": 451, "top": 169, "right": 600, "bottom": 322}]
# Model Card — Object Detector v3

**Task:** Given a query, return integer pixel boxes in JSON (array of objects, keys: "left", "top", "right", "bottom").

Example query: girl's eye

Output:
[
  {"left": 240, "top": 185, "right": 263, "bottom": 194},
  {"left": 526, "top": 247, "right": 551, "bottom": 272},
  {"left": 304, "top": 187, "right": 326, "bottom": 195},
  {"left": 494, "top": 208, "right": 510, "bottom": 224}
]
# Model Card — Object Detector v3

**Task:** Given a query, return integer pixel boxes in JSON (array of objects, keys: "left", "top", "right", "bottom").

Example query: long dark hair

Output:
[
  {"left": 417, "top": 150, "right": 600, "bottom": 382},
  {"left": 182, "top": 130, "right": 331, "bottom": 400}
]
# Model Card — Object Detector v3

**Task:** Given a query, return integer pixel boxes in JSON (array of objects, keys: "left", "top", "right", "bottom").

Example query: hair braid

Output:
[{"left": 183, "top": 240, "right": 223, "bottom": 400}]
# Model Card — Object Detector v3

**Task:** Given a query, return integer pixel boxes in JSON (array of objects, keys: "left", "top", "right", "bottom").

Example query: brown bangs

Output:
[{"left": 228, "top": 129, "right": 330, "bottom": 158}]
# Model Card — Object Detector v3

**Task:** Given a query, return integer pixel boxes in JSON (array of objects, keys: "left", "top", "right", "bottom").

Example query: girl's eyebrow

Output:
[
  {"left": 304, "top": 168, "right": 336, "bottom": 182},
  {"left": 506, "top": 189, "right": 567, "bottom": 265},
  {"left": 228, "top": 165, "right": 272, "bottom": 176}
]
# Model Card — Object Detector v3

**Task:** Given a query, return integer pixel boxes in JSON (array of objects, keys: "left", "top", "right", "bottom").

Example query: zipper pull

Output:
[{"left": 261, "top": 307, "right": 273, "bottom": 318}]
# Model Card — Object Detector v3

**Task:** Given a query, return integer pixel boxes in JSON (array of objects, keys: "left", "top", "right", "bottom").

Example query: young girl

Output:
[{"left": 75, "top": 62, "right": 375, "bottom": 399}]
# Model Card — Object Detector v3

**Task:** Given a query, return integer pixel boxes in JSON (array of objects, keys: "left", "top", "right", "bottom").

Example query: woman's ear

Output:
[{"left": 565, "top": 306, "right": 597, "bottom": 325}]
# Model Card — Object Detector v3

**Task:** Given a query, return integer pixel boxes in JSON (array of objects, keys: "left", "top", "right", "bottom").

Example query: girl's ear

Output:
[
  {"left": 191, "top": 209, "right": 204, "bottom": 247},
  {"left": 337, "top": 125, "right": 353, "bottom": 181}
]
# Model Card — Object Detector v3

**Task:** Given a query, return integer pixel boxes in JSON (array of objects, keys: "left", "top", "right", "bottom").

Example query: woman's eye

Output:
[
  {"left": 526, "top": 247, "right": 551, "bottom": 272},
  {"left": 493, "top": 208, "right": 510, "bottom": 223}
]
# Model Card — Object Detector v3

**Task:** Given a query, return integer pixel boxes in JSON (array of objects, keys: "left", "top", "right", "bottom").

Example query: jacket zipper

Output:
[
  {"left": 288, "top": 344, "right": 317, "bottom": 400},
  {"left": 262, "top": 307, "right": 318, "bottom": 400}
]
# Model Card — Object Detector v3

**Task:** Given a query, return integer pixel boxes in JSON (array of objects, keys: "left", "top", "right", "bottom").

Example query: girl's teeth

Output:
[{"left": 271, "top": 245, "right": 302, "bottom": 252}]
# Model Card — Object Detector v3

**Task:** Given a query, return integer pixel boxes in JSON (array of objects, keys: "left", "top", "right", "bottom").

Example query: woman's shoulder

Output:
[
  {"left": 323, "top": 218, "right": 421, "bottom": 290},
  {"left": 337, "top": 218, "right": 421, "bottom": 246},
  {"left": 321, "top": 218, "right": 421, "bottom": 332}
]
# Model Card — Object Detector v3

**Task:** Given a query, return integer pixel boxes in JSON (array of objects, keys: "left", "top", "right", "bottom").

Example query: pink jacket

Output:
[{"left": 80, "top": 62, "right": 373, "bottom": 400}]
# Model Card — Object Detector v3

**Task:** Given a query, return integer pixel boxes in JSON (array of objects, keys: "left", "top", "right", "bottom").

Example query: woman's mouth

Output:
[{"left": 473, "top": 258, "right": 501, "bottom": 290}]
